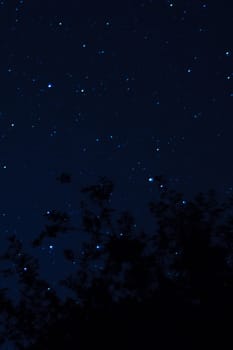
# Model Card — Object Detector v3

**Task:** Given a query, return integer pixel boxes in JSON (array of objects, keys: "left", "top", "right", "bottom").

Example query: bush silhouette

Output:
[{"left": 0, "top": 175, "right": 233, "bottom": 348}]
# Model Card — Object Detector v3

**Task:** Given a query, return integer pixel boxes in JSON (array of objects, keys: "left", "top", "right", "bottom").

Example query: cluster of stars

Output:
[{"left": 0, "top": 0, "right": 231, "bottom": 305}]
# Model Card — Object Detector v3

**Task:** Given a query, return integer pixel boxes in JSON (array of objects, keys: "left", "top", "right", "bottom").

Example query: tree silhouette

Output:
[{"left": 0, "top": 175, "right": 233, "bottom": 348}]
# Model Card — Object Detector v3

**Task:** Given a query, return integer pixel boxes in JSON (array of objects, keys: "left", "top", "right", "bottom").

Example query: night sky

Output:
[{"left": 0, "top": 0, "right": 233, "bottom": 313}]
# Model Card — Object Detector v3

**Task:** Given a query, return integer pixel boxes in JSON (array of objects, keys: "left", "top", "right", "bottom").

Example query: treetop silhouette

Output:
[{"left": 0, "top": 175, "right": 233, "bottom": 348}]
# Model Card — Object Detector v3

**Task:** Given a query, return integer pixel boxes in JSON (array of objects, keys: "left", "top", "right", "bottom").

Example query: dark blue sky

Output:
[{"left": 0, "top": 1, "right": 232, "bottom": 337}]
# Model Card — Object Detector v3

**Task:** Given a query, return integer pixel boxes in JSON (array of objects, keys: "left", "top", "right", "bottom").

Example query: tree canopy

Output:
[{"left": 0, "top": 175, "right": 233, "bottom": 349}]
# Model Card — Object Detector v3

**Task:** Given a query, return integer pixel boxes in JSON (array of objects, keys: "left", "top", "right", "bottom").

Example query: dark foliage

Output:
[{"left": 0, "top": 175, "right": 233, "bottom": 349}]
